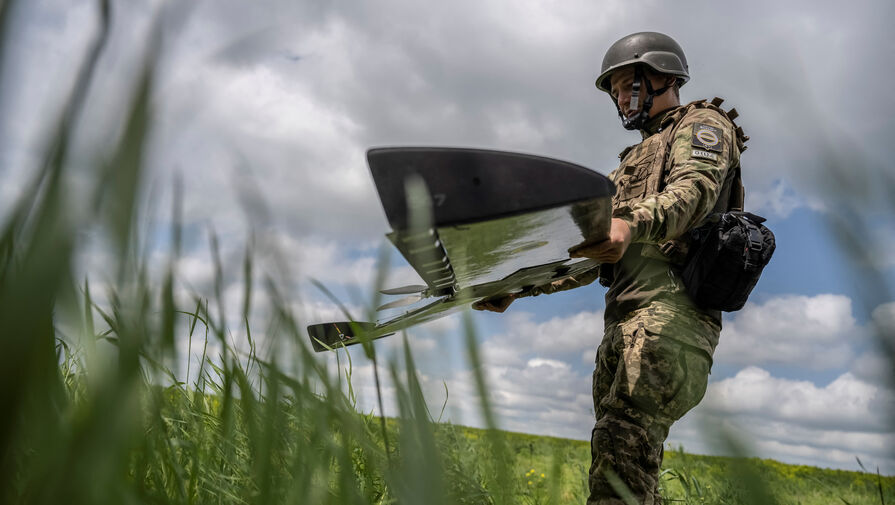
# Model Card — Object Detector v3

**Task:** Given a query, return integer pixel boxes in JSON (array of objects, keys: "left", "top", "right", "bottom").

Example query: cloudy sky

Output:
[{"left": 3, "top": 0, "right": 895, "bottom": 474}]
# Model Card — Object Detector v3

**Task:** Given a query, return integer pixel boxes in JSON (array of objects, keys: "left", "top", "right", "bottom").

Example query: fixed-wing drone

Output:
[{"left": 307, "top": 147, "right": 614, "bottom": 352}]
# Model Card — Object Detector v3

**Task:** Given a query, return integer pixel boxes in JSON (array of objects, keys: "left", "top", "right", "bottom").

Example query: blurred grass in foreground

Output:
[
  {"left": 0, "top": 2, "right": 509, "bottom": 503},
  {"left": 1, "top": 2, "right": 893, "bottom": 504}
]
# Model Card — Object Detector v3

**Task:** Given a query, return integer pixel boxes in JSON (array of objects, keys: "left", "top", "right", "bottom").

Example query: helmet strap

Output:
[{"left": 617, "top": 66, "right": 674, "bottom": 131}]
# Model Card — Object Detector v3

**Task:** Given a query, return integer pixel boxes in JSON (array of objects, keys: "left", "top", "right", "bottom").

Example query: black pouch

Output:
[{"left": 681, "top": 211, "right": 775, "bottom": 311}]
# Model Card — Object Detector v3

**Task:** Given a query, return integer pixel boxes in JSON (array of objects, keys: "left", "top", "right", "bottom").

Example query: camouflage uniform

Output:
[{"left": 586, "top": 99, "right": 745, "bottom": 505}]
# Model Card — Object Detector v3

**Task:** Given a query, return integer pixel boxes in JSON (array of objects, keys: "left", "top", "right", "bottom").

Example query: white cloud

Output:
[
  {"left": 411, "top": 313, "right": 462, "bottom": 335},
  {"left": 407, "top": 336, "right": 438, "bottom": 353},
  {"left": 527, "top": 358, "right": 569, "bottom": 369},
  {"left": 664, "top": 366, "right": 895, "bottom": 473},
  {"left": 340, "top": 308, "right": 606, "bottom": 437},
  {"left": 487, "top": 102, "right": 562, "bottom": 151},
  {"left": 152, "top": 55, "right": 384, "bottom": 241},
  {"left": 745, "top": 179, "right": 822, "bottom": 219},
  {"left": 671, "top": 410, "right": 895, "bottom": 474},
  {"left": 715, "top": 294, "right": 863, "bottom": 369},
  {"left": 449, "top": 359, "right": 594, "bottom": 439},
  {"left": 300, "top": 299, "right": 364, "bottom": 327},
  {"left": 481, "top": 309, "right": 604, "bottom": 367},
  {"left": 0, "top": 1, "right": 99, "bottom": 225},
  {"left": 850, "top": 351, "right": 893, "bottom": 385},
  {"left": 705, "top": 367, "right": 893, "bottom": 433}
]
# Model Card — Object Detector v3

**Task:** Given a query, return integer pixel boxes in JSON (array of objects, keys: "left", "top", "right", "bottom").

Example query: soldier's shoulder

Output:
[
  {"left": 669, "top": 101, "right": 738, "bottom": 162},
  {"left": 618, "top": 143, "right": 639, "bottom": 160},
  {"left": 678, "top": 105, "right": 734, "bottom": 132}
]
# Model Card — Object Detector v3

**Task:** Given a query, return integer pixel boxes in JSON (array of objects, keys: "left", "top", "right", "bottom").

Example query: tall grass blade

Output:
[
  {"left": 604, "top": 469, "right": 639, "bottom": 505},
  {"left": 242, "top": 239, "right": 253, "bottom": 326},
  {"left": 716, "top": 428, "right": 779, "bottom": 505},
  {"left": 0, "top": 2, "right": 114, "bottom": 502},
  {"left": 97, "top": 16, "right": 156, "bottom": 276},
  {"left": 462, "top": 311, "right": 511, "bottom": 504},
  {"left": 208, "top": 228, "right": 226, "bottom": 338},
  {"left": 391, "top": 334, "right": 445, "bottom": 505}
]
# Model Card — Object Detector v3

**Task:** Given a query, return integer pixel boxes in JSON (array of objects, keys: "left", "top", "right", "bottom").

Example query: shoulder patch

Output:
[
  {"left": 692, "top": 123, "right": 723, "bottom": 153},
  {"left": 691, "top": 149, "right": 719, "bottom": 162}
]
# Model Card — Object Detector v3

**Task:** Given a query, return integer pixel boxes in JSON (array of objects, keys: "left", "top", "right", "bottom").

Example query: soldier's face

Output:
[
  {"left": 609, "top": 67, "right": 668, "bottom": 118},
  {"left": 609, "top": 67, "right": 637, "bottom": 118}
]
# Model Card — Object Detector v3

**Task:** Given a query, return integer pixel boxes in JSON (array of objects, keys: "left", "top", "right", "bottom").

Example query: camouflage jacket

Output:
[
  {"left": 523, "top": 98, "right": 747, "bottom": 355},
  {"left": 603, "top": 98, "right": 748, "bottom": 354}
]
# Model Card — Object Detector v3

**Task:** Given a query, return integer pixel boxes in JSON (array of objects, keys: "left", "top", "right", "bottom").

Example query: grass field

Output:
[
  {"left": 458, "top": 426, "right": 895, "bottom": 505},
  {"left": 2, "top": 3, "right": 893, "bottom": 504},
  {"left": 13, "top": 335, "right": 895, "bottom": 504}
]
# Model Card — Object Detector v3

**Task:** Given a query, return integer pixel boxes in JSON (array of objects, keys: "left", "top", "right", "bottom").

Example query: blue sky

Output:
[{"left": 1, "top": 0, "right": 894, "bottom": 474}]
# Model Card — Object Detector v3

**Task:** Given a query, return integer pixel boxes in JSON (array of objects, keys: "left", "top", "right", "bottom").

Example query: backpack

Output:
[
  {"left": 681, "top": 211, "right": 775, "bottom": 311},
  {"left": 666, "top": 98, "right": 775, "bottom": 311}
]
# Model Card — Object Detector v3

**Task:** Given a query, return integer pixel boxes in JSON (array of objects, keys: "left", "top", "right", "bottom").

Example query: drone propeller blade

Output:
[
  {"left": 376, "top": 294, "right": 424, "bottom": 311},
  {"left": 380, "top": 284, "right": 428, "bottom": 295}
]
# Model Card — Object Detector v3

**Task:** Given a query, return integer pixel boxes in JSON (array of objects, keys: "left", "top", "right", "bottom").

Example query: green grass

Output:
[
  {"left": 436, "top": 426, "right": 895, "bottom": 505},
  {"left": 42, "top": 342, "right": 895, "bottom": 505},
  {"left": 2, "top": 2, "right": 893, "bottom": 504}
]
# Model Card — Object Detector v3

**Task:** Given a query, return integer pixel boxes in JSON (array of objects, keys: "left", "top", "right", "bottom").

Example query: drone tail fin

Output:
[{"left": 307, "top": 321, "right": 389, "bottom": 352}]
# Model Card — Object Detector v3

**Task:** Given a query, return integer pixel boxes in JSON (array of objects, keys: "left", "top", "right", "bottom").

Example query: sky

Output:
[{"left": 2, "top": 0, "right": 895, "bottom": 474}]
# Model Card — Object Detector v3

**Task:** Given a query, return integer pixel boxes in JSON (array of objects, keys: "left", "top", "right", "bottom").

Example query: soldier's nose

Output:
[{"left": 618, "top": 96, "right": 631, "bottom": 115}]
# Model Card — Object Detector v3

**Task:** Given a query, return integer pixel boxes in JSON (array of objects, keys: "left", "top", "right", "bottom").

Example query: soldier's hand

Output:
[
  {"left": 472, "top": 294, "right": 516, "bottom": 313},
  {"left": 531, "top": 276, "right": 579, "bottom": 296},
  {"left": 568, "top": 218, "right": 633, "bottom": 264}
]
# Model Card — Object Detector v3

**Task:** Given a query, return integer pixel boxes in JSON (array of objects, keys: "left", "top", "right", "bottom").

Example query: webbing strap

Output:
[{"left": 656, "top": 99, "right": 747, "bottom": 213}]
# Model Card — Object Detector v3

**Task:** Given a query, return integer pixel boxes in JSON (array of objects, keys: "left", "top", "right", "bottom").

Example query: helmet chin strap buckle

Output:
[
  {"left": 629, "top": 69, "right": 641, "bottom": 112},
  {"left": 617, "top": 66, "right": 671, "bottom": 131},
  {"left": 621, "top": 98, "right": 652, "bottom": 130}
]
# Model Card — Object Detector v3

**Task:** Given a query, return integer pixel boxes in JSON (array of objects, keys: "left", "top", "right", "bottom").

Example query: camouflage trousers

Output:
[{"left": 586, "top": 304, "right": 717, "bottom": 505}]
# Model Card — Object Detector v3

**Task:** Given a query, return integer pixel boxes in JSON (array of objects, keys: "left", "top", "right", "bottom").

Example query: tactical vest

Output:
[{"left": 612, "top": 97, "right": 749, "bottom": 265}]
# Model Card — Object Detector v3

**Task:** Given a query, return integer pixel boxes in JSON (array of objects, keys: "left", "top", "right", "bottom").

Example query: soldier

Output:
[{"left": 475, "top": 32, "right": 747, "bottom": 504}]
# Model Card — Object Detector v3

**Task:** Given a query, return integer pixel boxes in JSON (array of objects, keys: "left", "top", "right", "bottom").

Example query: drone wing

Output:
[{"left": 307, "top": 147, "right": 614, "bottom": 352}]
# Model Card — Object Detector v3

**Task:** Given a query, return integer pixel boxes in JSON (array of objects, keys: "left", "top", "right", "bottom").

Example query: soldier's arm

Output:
[
  {"left": 472, "top": 268, "right": 600, "bottom": 312},
  {"left": 619, "top": 109, "right": 737, "bottom": 244},
  {"left": 528, "top": 268, "right": 601, "bottom": 296}
]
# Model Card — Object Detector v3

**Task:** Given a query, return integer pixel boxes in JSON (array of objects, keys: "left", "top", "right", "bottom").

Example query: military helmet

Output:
[{"left": 595, "top": 32, "right": 689, "bottom": 94}]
